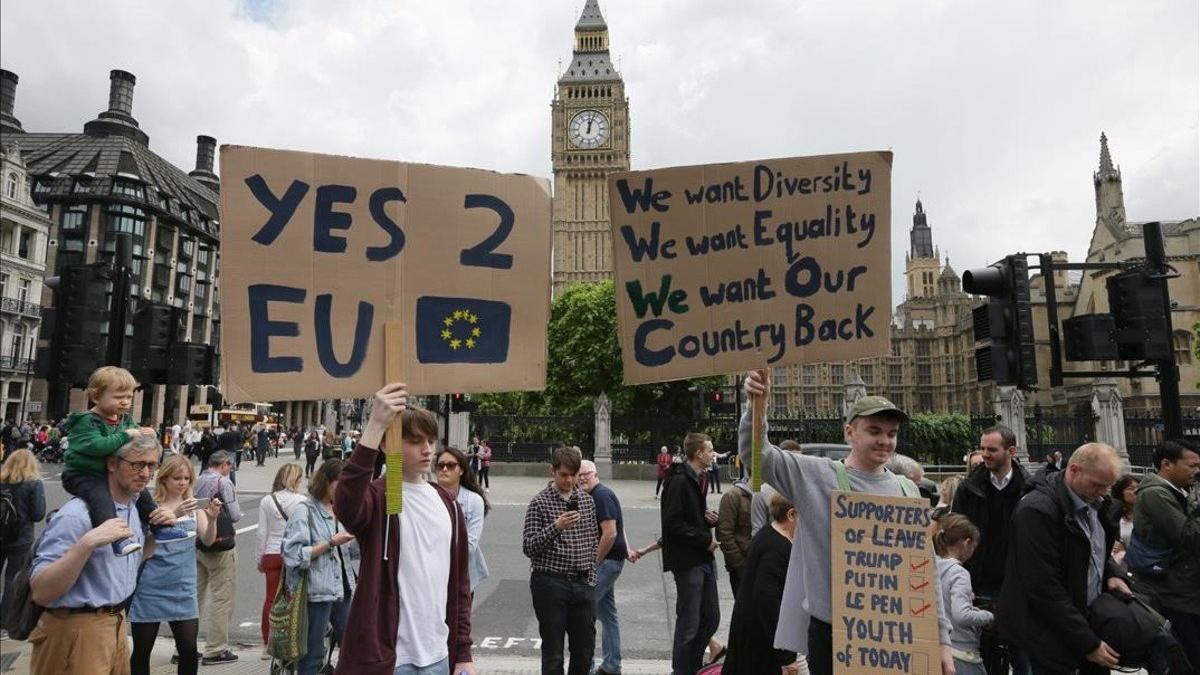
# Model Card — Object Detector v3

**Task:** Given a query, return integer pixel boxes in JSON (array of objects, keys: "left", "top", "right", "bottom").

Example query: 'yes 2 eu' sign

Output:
[{"left": 219, "top": 146, "right": 551, "bottom": 402}]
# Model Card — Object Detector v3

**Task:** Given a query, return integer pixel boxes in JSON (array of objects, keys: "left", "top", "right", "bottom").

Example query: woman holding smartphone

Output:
[{"left": 128, "top": 453, "right": 222, "bottom": 675}]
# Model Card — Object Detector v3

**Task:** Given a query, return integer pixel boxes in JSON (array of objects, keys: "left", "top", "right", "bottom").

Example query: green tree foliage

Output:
[
  {"left": 902, "top": 412, "right": 976, "bottom": 465},
  {"left": 473, "top": 280, "right": 723, "bottom": 417}
]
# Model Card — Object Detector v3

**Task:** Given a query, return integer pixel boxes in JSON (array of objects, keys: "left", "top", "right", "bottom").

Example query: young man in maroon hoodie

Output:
[{"left": 334, "top": 382, "right": 475, "bottom": 675}]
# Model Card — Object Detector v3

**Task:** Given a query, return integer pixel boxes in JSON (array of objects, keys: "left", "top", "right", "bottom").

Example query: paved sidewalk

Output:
[{"left": 0, "top": 635, "right": 677, "bottom": 674}]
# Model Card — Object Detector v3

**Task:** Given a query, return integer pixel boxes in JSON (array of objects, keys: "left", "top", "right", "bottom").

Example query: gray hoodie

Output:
[
  {"left": 738, "top": 410, "right": 952, "bottom": 653},
  {"left": 936, "top": 557, "right": 993, "bottom": 652}
]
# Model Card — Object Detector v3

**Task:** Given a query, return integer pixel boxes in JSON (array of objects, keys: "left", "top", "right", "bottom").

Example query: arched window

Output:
[
  {"left": 1174, "top": 330, "right": 1194, "bottom": 365},
  {"left": 4, "top": 172, "right": 17, "bottom": 199}
]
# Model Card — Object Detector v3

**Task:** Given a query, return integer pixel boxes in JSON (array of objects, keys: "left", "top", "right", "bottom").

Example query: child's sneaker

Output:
[
  {"left": 152, "top": 525, "right": 189, "bottom": 541},
  {"left": 112, "top": 538, "right": 142, "bottom": 557}
]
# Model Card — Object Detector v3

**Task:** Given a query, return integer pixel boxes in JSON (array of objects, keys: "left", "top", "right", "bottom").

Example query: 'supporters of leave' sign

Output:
[
  {"left": 219, "top": 146, "right": 552, "bottom": 402},
  {"left": 830, "top": 491, "right": 940, "bottom": 675},
  {"left": 609, "top": 152, "right": 891, "bottom": 384}
]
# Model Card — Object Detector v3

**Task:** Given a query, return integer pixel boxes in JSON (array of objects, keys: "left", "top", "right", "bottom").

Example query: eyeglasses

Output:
[
  {"left": 117, "top": 457, "right": 159, "bottom": 473},
  {"left": 436, "top": 462, "right": 460, "bottom": 471}
]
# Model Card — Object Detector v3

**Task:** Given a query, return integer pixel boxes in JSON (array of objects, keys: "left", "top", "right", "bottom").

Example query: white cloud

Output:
[{"left": 1, "top": 0, "right": 1196, "bottom": 305}]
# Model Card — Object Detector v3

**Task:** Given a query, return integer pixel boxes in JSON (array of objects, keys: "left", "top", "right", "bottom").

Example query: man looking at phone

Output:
[
  {"left": 660, "top": 432, "right": 722, "bottom": 675},
  {"left": 522, "top": 446, "right": 599, "bottom": 675}
]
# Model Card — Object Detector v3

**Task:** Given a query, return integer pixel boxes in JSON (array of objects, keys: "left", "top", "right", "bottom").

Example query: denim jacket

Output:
[{"left": 281, "top": 498, "right": 345, "bottom": 603}]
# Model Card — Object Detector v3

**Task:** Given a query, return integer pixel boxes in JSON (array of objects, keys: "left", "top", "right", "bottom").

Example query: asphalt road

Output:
[{"left": 33, "top": 455, "right": 736, "bottom": 663}]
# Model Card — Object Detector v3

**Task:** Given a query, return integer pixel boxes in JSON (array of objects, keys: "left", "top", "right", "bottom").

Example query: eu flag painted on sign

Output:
[{"left": 415, "top": 296, "right": 512, "bottom": 364}]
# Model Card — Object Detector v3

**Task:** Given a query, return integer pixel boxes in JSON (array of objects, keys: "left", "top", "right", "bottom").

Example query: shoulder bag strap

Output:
[
  {"left": 831, "top": 458, "right": 852, "bottom": 492},
  {"left": 831, "top": 459, "right": 920, "bottom": 498},
  {"left": 271, "top": 493, "right": 289, "bottom": 521}
]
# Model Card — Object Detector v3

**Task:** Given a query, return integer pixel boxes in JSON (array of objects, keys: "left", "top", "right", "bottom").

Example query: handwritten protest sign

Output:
[
  {"left": 609, "top": 152, "right": 891, "bottom": 384},
  {"left": 830, "top": 491, "right": 940, "bottom": 675},
  {"left": 219, "top": 146, "right": 552, "bottom": 402}
]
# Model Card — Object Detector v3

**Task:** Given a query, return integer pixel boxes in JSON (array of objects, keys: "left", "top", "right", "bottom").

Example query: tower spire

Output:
[
  {"left": 1098, "top": 132, "right": 1114, "bottom": 173},
  {"left": 910, "top": 199, "right": 934, "bottom": 258}
]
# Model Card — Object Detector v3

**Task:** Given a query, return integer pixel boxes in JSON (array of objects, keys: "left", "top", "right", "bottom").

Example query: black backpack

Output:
[
  {"left": 0, "top": 484, "right": 21, "bottom": 543},
  {"left": 1088, "top": 588, "right": 1194, "bottom": 672},
  {"left": 4, "top": 508, "right": 54, "bottom": 641}
]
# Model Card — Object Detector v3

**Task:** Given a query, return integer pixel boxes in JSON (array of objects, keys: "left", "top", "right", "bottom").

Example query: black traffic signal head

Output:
[
  {"left": 131, "top": 303, "right": 184, "bottom": 384},
  {"left": 964, "top": 255, "right": 1038, "bottom": 388},
  {"left": 450, "top": 393, "right": 476, "bottom": 413},
  {"left": 1106, "top": 270, "right": 1171, "bottom": 361},
  {"left": 167, "top": 342, "right": 217, "bottom": 385},
  {"left": 1062, "top": 314, "right": 1119, "bottom": 361},
  {"left": 962, "top": 265, "right": 1009, "bottom": 297},
  {"left": 41, "top": 263, "right": 112, "bottom": 385}
]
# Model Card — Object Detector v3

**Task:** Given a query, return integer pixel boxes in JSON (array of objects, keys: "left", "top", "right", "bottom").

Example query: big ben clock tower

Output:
[{"left": 551, "top": 0, "right": 631, "bottom": 296}]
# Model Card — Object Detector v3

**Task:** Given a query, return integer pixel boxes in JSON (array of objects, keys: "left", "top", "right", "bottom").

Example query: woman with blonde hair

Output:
[
  {"left": 128, "top": 453, "right": 222, "bottom": 675},
  {"left": 256, "top": 463, "right": 306, "bottom": 652},
  {"left": 0, "top": 449, "right": 45, "bottom": 639}
]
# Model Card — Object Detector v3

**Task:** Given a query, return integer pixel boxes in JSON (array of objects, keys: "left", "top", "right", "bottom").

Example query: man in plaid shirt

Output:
[{"left": 522, "top": 446, "right": 599, "bottom": 675}]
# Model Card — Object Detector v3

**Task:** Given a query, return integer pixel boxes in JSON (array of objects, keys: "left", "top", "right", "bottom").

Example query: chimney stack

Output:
[
  {"left": 189, "top": 135, "right": 220, "bottom": 192},
  {"left": 0, "top": 69, "right": 23, "bottom": 135},
  {"left": 84, "top": 68, "right": 149, "bottom": 145},
  {"left": 106, "top": 69, "right": 137, "bottom": 116}
]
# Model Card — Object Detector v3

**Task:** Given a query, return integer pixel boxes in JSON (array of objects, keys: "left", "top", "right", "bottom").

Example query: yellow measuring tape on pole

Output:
[
  {"left": 385, "top": 322, "right": 404, "bottom": 514},
  {"left": 751, "top": 391, "right": 764, "bottom": 492}
]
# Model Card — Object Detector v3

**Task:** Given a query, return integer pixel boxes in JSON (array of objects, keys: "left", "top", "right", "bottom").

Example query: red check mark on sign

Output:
[
  {"left": 911, "top": 601, "right": 933, "bottom": 617},
  {"left": 910, "top": 558, "right": 930, "bottom": 573},
  {"left": 909, "top": 578, "right": 930, "bottom": 591}
]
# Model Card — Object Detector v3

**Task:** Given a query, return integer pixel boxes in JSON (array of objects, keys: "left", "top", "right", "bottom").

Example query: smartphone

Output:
[
  {"left": 194, "top": 497, "right": 212, "bottom": 509},
  {"left": 566, "top": 499, "right": 579, "bottom": 512}
]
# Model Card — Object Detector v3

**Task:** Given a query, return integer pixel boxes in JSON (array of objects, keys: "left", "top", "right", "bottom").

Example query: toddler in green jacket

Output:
[{"left": 63, "top": 366, "right": 186, "bottom": 556}]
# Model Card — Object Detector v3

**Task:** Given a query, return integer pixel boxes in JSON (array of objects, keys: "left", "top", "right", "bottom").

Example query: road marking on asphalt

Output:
[
  {"left": 236, "top": 524, "right": 258, "bottom": 534},
  {"left": 476, "top": 637, "right": 543, "bottom": 649}
]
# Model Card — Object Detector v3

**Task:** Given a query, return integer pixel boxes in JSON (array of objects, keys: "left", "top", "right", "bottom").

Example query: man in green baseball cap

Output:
[
  {"left": 738, "top": 369, "right": 953, "bottom": 675},
  {"left": 845, "top": 395, "right": 909, "bottom": 423}
]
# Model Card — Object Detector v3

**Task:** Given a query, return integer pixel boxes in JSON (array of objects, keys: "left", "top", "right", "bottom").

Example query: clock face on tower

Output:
[{"left": 568, "top": 109, "right": 610, "bottom": 149}]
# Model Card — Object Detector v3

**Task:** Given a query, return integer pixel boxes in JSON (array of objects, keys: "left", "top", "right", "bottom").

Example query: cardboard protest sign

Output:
[
  {"left": 609, "top": 152, "right": 891, "bottom": 384},
  {"left": 830, "top": 491, "right": 940, "bottom": 675},
  {"left": 219, "top": 146, "right": 551, "bottom": 402}
]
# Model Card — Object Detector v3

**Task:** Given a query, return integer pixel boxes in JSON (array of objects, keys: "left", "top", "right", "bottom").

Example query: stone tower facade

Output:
[
  {"left": 550, "top": 0, "right": 631, "bottom": 296},
  {"left": 904, "top": 199, "right": 941, "bottom": 300},
  {"left": 1093, "top": 132, "right": 1127, "bottom": 239}
]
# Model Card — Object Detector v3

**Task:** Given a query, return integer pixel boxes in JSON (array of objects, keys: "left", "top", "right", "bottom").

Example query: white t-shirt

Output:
[{"left": 395, "top": 481, "right": 452, "bottom": 668}]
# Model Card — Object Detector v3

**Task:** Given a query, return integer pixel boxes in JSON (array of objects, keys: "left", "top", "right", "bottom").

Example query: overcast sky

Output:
[{"left": 2, "top": 0, "right": 1196, "bottom": 305}]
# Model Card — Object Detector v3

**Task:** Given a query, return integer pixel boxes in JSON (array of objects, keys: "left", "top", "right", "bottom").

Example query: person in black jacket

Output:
[
  {"left": 951, "top": 426, "right": 1029, "bottom": 594},
  {"left": 660, "top": 432, "right": 720, "bottom": 675},
  {"left": 997, "top": 442, "right": 1131, "bottom": 674},
  {"left": 953, "top": 426, "right": 1034, "bottom": 674},
  {"left": 0, "top": 448, "right": 47, "bottom": 637},
  {"left": 724, "top": 491, "right": 801, "bottom": 675}
]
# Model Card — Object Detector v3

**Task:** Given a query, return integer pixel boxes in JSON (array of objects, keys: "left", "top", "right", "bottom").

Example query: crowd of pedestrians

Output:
[{"left": 0, "top": 364, "right": 1197, "bottom": 675}]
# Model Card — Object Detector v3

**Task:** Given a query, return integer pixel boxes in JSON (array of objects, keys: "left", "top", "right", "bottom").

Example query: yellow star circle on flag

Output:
[{"left": 440, "top": 309, "right": 483, "bottom": 350}]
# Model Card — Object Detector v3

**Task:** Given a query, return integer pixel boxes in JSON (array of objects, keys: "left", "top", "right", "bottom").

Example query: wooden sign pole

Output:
[
  {"left": 751, "top": 384, "right": 764, "bottom": 492},
  {"left": 385, "top": 322, "right": 404, "bottom": 514}
]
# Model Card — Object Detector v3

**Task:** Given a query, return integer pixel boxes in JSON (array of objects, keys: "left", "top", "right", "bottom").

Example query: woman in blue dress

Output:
[{"left": 129, "top": 453, "right": 222, "bottom": 675}]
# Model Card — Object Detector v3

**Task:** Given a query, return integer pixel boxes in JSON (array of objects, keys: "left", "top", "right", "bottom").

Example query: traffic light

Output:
[
  {"left": 131, "top": 303, "right": 183, "bottom": 384},
  {"left": 131, "top": 303, "right": 217, "bottom": 385},
  {"left": 963, "top": 255, "right": 1038, "bottom": 388},
  {"left": 449, "top": 393, "right": 476, "bottom": 413},
  {"left": 1106, "top": 270, "right": 1171, "bottom": 360},
  {"left": 38, "top": 264, "right": 112, "bottom": 386},
  {"left": 167, "top": 342, "right": 217, "bottom": 385},
  {"left": 1062, "top": 314, "right": 1118, "bottom": 361},
  {"left": 708, "top": 388, "right": 737, "bottom": 415}
]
